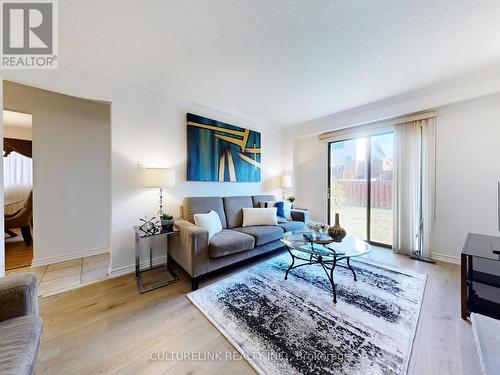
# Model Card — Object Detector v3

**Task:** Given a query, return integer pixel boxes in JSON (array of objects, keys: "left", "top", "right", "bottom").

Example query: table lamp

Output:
[
  {"left": 280, "top": 174, "right": 292, "bottom": 200},
  {"left": 145, "top": 168, "right": 175, "bottom": 216}
]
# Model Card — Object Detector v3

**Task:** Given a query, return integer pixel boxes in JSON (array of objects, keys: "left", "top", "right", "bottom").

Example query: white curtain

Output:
[
  {"left": 4, "top": 152, "right": 33, "bottom": 215},
  {"left": 393, "top": 118, "right": 436, "bottom": 258}
]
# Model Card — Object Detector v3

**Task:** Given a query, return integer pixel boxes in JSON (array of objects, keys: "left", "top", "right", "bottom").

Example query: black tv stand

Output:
[{"left": 461, "top": 233, "right": 500, "bottom": 320}]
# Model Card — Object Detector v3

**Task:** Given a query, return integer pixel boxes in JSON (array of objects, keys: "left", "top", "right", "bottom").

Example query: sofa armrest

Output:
[
  {"left": 291, "top": 209, "right": 310, "bottom": 223},
  {"left": 0, "top": 273, "right": 38, "bottom": 322},
  {"left": 171, "top": 220, "right": 210, "bottom": 278}
]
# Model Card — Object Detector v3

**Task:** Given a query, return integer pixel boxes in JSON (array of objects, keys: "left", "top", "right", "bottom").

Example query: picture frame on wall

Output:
[{"left": 186, "top": 113, "right": 261, "bottom": 182}]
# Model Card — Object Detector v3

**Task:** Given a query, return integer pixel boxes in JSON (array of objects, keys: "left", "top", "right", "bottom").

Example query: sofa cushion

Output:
[
  {"left": 183, "top": 197, "right": 227, "bottom": 228},
  {"left": 278, "top": 221, "right": 306, "bottom": 233},
  {"left": 0, "top": 315, "right": 42, "bottom": 375},
  {"left": 223, "top": 196, "right": 254, "bottom": 228},
  {"left": 209, "top": 229, "right": 255, "bottom": 258},
  {"left": 234, "top": 225, "right": 284, "bottom": 246}
]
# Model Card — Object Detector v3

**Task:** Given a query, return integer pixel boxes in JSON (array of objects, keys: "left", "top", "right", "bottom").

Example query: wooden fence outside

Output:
[{"left": 336, "top": 180, "right": 393, "bottom": 209}]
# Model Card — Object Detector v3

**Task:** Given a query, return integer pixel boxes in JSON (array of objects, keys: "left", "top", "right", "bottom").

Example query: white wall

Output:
[
  {"left": 291, "top": 93, "right": 500, "bottom": 261},
  {"left": 432, "top": 94, "right": 500, "bottom": 260},
  {"left": 3, "top": 81, "right": 111, "bottom": 265},
  {"left": 1, "top": 55, "right": 284, "bottom": 274},
  {"left": 293, "top": 136, "right": 328, "bottom": 222},
  {"left": 109, "top": 83, "right": 283, "bottom": 274}
]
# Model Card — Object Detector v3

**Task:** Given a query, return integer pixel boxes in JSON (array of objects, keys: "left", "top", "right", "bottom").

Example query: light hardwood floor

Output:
[
  {"left": 5, "top": 228, "right": 33, "bottom": 270},
  {"left": 37, "top": 248, "right": 481, "bottom": 375},
  {"left": 7, "top": 253, "right": 110, "bottom": 297}
]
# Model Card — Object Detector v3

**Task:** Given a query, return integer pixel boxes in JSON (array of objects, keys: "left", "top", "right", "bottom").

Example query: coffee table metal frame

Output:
[{"left": 282, "top": 232, "right": 370, "bottom": 303}]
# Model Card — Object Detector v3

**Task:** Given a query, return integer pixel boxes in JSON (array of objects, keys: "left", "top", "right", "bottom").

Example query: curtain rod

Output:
[{"left": 319, "top": 110, "right": 438, "bottom": 140}]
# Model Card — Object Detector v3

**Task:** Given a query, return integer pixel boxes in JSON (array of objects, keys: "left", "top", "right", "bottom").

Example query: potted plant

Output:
[
  {"left": 287, "top": 196, "right": 296, "bottom": 209},
  {"left": 160, "top": 213, "right": 174, "bottom": 231}
]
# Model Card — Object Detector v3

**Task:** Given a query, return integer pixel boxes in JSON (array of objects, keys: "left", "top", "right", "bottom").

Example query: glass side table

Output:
[{"left": 134, "top": 225, "right": 179, "bottom": 293}]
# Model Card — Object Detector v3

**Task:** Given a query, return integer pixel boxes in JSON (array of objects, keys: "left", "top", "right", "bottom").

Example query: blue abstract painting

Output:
[{"left": 187, "top": 113, "right": 261, "bottom": 182}]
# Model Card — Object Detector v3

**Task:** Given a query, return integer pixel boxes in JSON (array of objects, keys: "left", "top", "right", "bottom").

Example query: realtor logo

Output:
[{"left": 1, "top": 0, "right": 58, "bottom": 69}]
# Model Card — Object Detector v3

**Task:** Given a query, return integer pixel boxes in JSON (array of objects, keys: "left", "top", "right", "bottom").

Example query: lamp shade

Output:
[
  {"left": 280, "top": 174, "right": 292, "bottom": 188},
  {"left": 145, "top": 168, "right": 175, "bottom": 188}
]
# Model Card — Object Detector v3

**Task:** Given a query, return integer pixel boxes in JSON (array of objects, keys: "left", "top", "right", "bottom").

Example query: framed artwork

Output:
[{"left": 187, "top": 113, "right": 261, "bottom": 182}]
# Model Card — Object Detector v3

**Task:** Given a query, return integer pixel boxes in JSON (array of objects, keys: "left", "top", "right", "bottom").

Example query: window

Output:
[{"left": 328, "top": 132, "right": 394, "bottom": 246}]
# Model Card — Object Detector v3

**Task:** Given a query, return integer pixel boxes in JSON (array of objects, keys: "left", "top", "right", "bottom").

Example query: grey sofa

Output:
[
  {"left": 171, "top": 195, "right": 309, "bottom": 290},
  {"left": 0, "top": 273, "right": 43, "bottom": 375}
]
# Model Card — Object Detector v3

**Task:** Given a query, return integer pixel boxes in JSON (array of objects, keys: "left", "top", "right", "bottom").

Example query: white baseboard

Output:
[
  {"left": 431, "top": 252, "right": 461, "bottom": 265},
  {"left": 31, "top": 247, "right": 109, "bottom": 267},
  {"left": 109, "top": 256, "right": 168, "bottom": 278}
]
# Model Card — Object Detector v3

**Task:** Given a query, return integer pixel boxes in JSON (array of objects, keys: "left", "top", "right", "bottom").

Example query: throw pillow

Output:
[
  {"left": 194, "top": 210, "right": 222, "bottom": 238},
  {"left": 274, "top": 201, "right": 286, "bottom": 218},
  {"left": 259, "top": 200, "right": 287, "bottom": 222},
  {"left": 283, "top": 202, "right": 293, "bottom": 220},
  {"left": 258, "top": 200, "right": 276, "bottom": 208},
  {"left": 242, "top": 207, "right": 278, "bottom": 227}
]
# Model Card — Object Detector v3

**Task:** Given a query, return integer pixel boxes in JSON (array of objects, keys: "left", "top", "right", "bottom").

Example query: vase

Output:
[
  {"left": 161, "top": 219, "right": 174, "bottom": 231},
  {"left": 328, "top": 213, "right": 346, "bottom": 242}
]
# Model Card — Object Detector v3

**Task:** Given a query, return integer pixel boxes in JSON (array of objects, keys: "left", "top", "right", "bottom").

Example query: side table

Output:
[
  {"left": 134, "top": 226, "right": 179, "bottom": 293},
  {"left": 461, "top": 233, "right": 500, "bottom": 320}
]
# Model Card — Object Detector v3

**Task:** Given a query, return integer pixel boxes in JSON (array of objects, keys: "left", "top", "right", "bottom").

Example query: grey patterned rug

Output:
[{"left": 188, "top": 253, "right": 426, "bottom": 375}]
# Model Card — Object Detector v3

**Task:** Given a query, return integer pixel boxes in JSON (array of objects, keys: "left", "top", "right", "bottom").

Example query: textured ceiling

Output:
[{"left": 60, "top": 0, "right": 500, "bottom": 126}]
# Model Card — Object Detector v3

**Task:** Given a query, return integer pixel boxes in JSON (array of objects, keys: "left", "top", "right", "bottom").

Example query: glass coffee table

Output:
[{"left": 281, "top": 231, "right": 371, "bottom": 303}]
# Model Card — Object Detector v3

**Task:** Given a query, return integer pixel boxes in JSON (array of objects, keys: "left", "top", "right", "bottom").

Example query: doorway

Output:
[
  {"left": 328, "top": 132, "right": 394, "bottom": 247},
  {"left": 3, "top": 110, "right": 33, "bottom": 270}
]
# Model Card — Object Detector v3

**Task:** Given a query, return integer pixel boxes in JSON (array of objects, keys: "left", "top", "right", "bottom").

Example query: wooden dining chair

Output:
[{"left": 5, "top": 191, "right": 33, "bottom": 246}]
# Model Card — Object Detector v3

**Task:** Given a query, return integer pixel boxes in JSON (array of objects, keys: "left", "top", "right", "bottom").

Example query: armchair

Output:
[
  {"left": 5, "top": 191, "right": 33, "bottom": 246},
  {"left": 0, "top": 273, "right": 43, "bottom": 375}
]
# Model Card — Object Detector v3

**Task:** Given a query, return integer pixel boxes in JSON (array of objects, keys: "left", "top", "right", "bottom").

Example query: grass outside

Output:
[{"left": 331, "top": 205, "right": 392, "bottom": 246}]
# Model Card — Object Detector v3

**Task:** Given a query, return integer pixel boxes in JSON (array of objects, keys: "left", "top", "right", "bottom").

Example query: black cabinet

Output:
[{"left": 461, "top": 233, "right": 500, "bottom": 320}]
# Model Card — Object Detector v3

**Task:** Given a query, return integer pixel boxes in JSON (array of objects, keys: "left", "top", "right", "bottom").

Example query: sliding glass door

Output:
[
  {"left": 369, "top": 133, "right": 394, "bottom": 245},
  {"left": 328, "top": 138, "right": 368, "bottom": 240},
  {"left": 328, "top": 132, "right": 394, "bottom": 247}
]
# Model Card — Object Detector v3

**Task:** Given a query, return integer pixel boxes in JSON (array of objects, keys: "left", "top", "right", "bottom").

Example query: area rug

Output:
[{"left": 188, "top": 253, "right": 426, "bottom": 375}]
